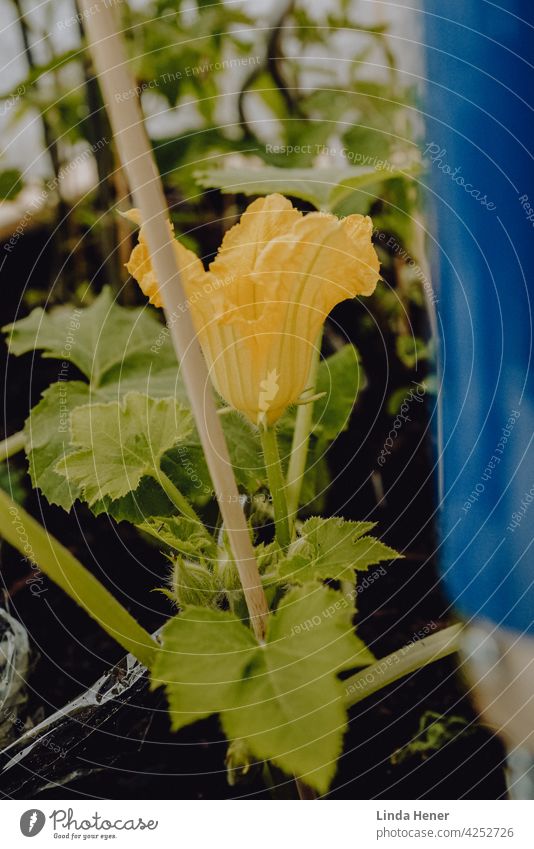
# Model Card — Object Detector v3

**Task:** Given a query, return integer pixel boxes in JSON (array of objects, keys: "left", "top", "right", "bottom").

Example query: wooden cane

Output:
[{"left": 78, "top": 0, "right": 269, "bottom": 640}]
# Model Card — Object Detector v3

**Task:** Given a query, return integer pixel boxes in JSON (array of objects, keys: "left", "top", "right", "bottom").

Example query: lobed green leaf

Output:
[
  {"left": 278, "top": 516, "right": 401, "bottom": 584},
  {"left": 3, "top": 288, "right": 169, "bottom": 387},
  {"left": 152, "top": 584, "right": 373, "bottom": 792},
  {"left": 56, "top": 393, "right": 192, "bottom": 505}
]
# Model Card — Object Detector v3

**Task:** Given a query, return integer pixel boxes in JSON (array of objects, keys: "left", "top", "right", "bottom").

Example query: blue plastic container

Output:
[{"left": 423, "top": 1, "right": 534, "bottom": 633}]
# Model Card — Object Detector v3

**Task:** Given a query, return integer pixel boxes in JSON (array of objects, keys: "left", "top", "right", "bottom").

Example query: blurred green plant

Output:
[{"left": 391, "top": 711, "right": 476, "bottom": 765}]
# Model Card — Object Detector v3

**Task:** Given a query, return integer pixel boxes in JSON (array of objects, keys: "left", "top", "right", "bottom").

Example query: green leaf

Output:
[
  {"left": 0, "top": 168, "right": 23, "bottom": 200},
  {"left": 13, "top": 289, "right": 194, "bottom": 514},
  {"left": 0, "top": 49, "right": 79, "bottom": 101},
  {"left": 396, "top": 335, "right": 429, "bottom": 369},
  {"left": 8, "top": 294, "right": 360, "bottom": 521},
  {"left": 279, "top": 344, "right": 362, "bottom": 444},
  {"left": 163, "top": 410, "right": 265, "bottom": 498},
  {"left": 391, "top": 711, "right": 472, "bottom": 765},
  {"left": 278, "top": 516, "right": 400, "bottom": 584},
  {"left": 152, "top": 584, "right": 372, "bottom": 792},
  {"left": 139, "top": 515, "right": 216, "bottom": 559},
  {"left": 0, "top": 463, "right": 26, "bottom": 504},
  {"left": 195, "top": 164, "right": 412, "bottom": 212},
  {"left": 329, "top": 163, "right": 421, "bottom": 212},
  {"left": 24, "top": 380, "right": 263, "bottom": 517},
  {"left": 90, "top": 476, "right": 177, "bottom": 524},
  {"left": 277, "top": 345, "right": 363, "bottom": 512},
  {"left": 152, "top": 607, "right": 257, "bottom": 728},
  {"left": 24, "top": 381, "right": 90, "bottom": 510},
  {"left": 313, "top": 344, "right": 363, "bottom": 440},
  {"left": 295, "top": 439, "right": 330, "bottom": 515},
  {"left": 221, "top": 413, "right": 265, "bottom": 489},
  {"left": 0, "top": 489, "right": 157, "bottom": 667},
  {"left": 3, "top": 288, "right": 169, "bottom": 387},
  {"left": 56, "top": 393, "right": 192, "bottom": 505}
]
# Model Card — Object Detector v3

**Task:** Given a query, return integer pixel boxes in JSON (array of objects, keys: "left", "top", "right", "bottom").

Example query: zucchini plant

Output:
[{"left": 0, "top": 192, "right": 457, "bottom": 795}]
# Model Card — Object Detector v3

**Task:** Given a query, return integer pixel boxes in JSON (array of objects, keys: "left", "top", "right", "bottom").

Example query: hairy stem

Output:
[
  {"left": 285, "top": 340, "right": 322, "bottom": 526},
  {"left": 260, "top": 426, "right": 291, "bottom": 550},
  {"left": 0, "top": 489, "right": 157, "bottom": 667}
]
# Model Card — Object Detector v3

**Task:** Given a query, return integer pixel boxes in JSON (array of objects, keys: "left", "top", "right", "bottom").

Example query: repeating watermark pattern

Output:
[
  {"left": 0, "top": 84, "right": 26, "bottom": 117},
  {"left": 115, "top": 57, "right": 261, "bottom": 102},
  {"left": 56, "top": 0, "right": 125, "bottom": 30},
  {"left": 377, "top": 383, "right": 426, "bottom": 466},
  {"left": 58, "top": 375, "right": 70, "bottom": 434},
  {"left": 60, "top": 309, "right": 82, "bottom": 361},
  {"left": 507, "top": 482, "right": 534, "bottom": 533},
  {"left": 518, "top": 193, "right": 534, "bottom": 228},
  {"left": 57, "top": 307, "right": 82, "bottom": 433},
  {"left": 3, "top": 706, "right": 67, "bottom": 758},
  {"left": 174, "top": 444, "right": 212, "bottom": 497},
  {"left": 3, "top": 138, "right": 109, "bottom": 253},
  {"left": 424, "top": 143, "right": 497, "bottom": 212},
  {"left": 150, "top": 272, "right": 235, "bottom": 354},
  {"left": 8, "top": 505, "right": 47, "bottom": 597},
  {"left": 289, "top": 566, "right": 388, "bottom": 637},
  {"left": 375, "top": 229, "right": 437, "bottom": 305},
  {"left": 461, "top": 409, "right": 520, "bottom": 515},
  {"left": 344, "top": 621, "right": 439, "bottom": 699},
  {"left": 265, "top": 143, "right": 400, "bottom": 172}
]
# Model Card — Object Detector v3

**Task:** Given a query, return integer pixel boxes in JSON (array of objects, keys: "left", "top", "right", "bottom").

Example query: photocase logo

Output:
[{"left": 20, "top": 809, "right": 46, "bottom": 837}]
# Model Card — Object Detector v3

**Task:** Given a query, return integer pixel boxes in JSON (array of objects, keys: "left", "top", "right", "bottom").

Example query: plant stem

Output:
[
  {"left": 260, "top": 426, "right": 291, "bottom": 550},
  {"left": 0, "top": 488, "right": 157, "bottom": 667},
  {"left": 344, "top": 624, "right": 463, "bottom": 708},
  {"left": 154, "top": 469, "right": 203, "bottom": 526},
  {"left": 0, "top": 430, "right": 25, "bottom": 462},
  {"left": 285, "top": 340, "right": 322, "bottom": 527}
]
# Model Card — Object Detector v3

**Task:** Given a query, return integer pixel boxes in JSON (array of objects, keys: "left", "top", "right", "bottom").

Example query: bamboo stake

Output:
[{"left": 78, "top": 0, "right": 269, "bottom": 640}]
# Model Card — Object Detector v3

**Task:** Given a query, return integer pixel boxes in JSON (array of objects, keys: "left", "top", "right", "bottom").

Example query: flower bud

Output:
[{"left": 170, "top": 558, "right": 219, "bottom": 608}]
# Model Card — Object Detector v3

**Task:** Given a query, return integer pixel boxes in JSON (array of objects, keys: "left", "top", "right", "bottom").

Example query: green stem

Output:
[
  {"left": 0, "top": 488, "right": 157, "bottom": 667},
  {"left": 0, "top": 430, "right": 25, "bottom": 462},
  {"left": 260, "top": 426, "right": 291, "bottom": 550},
  {"left": 285, "top": 337, "right": 321, "bottom": 529},
  {"left": 344, "top": 624, "right": 463, "bottom": 708},
  {"left": 154, "top": 469, "right": 203, "bottom": 525}
]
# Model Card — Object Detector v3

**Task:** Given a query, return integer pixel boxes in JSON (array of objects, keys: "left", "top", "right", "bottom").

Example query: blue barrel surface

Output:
[{"left": 423, "top": 1, "right": 534, "bottom": 632}]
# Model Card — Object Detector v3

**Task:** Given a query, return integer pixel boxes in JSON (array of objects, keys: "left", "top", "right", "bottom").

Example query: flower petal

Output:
[
  {"left": 253, "top": 211, "right": 380, "bottom": 313},
  {"left": 205, "top": 210, "right": 378, "bottom": 423},
  {"left": 209, "top": 194, "right": 302, "bottom": 313},
  {"left": 124, "top": 209, "right": 207, "bottom": 309},
  {"left": 341, "top": 214, "right": 381, "bottom": 296},
  {"left": 125, "top": 201, "right": 380, "bottom": 426}
]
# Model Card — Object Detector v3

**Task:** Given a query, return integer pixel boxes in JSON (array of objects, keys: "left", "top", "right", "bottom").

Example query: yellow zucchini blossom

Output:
[{"left": 125, "top": 194, "right": 379, "bottom": 425}]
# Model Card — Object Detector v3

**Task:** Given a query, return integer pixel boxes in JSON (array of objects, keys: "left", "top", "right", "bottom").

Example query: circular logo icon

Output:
[{"left": 20, "top": 810, "right": 46, "bottom": 837}]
